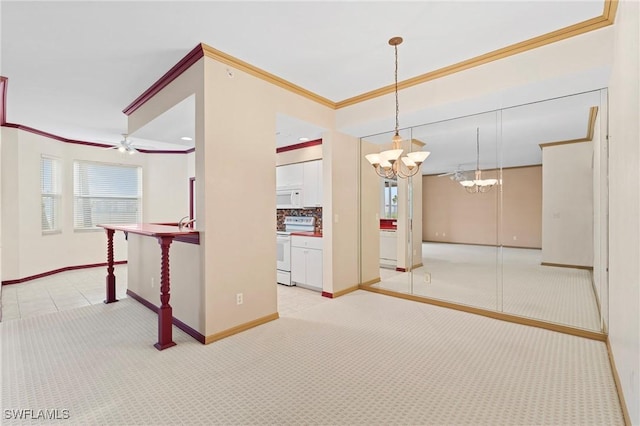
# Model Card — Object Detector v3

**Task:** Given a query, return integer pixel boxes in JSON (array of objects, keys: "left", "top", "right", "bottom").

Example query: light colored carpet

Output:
[
  {"left": 1, "top": 290, "right": 623, "bottom": 425},
  {"left": 373, "top": 243, "right": 601, "bottom": 331}
]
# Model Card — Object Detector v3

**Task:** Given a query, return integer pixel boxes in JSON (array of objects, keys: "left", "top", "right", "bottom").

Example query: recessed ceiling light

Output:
[
  {"left": 298, "top": 137, "right": 309, "bottom": 142},
  {"left": 181, "top": 136, "right": 193, "bottom": 141}
]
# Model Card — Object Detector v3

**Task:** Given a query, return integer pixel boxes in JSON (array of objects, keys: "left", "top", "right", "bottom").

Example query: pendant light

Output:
[
  {"left": 365, "top": 37, "right": 430, "bottom": 179},
  {"left": 459, "top": 128, "right": 498, "bottom": 193}
]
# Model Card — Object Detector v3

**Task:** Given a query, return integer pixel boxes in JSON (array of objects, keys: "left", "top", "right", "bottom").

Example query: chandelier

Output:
[
  {"left": 365, "top": 37, "right": 430, "bottom": 179},
  {"left": 459, "top": 128, "right": 498, "bottom": 193}
]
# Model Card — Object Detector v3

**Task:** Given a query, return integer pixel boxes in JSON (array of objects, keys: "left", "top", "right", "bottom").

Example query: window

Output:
[
  {"left": 382, "top": 178, "right": 398, "bottom": 219},
  {"left": 73, "top": 161, "right": 142, "bottom": 229},
  {"left": 41, "top": 156, "right": 61, "bottom": 232}
]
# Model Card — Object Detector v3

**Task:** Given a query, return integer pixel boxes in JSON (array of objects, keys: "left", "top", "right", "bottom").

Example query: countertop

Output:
[
  {"left": 290, "top": 231, "right": 323, "bottom": 238},
  {"left": 98, "top": 223, "right": 200, "bottom": 244}
]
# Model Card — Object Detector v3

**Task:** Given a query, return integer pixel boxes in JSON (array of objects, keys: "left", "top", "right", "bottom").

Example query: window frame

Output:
[
  {"left": 41, "top": 155, "right": 62, "bottom": 234},
  {"left": 72, "top": 160, "right": 143, "bottom": 231}
]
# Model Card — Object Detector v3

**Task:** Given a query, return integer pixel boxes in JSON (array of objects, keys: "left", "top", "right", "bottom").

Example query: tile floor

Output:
[
  {"left": 1, "top": 265, "right": 129, "bottom": 321},
  {"left": 0, "top": 265, "right": 327, "bottom": 322}
]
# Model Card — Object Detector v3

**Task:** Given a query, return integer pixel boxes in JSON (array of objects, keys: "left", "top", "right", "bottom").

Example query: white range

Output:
[{"left": 276, "top": 216, "right": 315, "bottom": 286}]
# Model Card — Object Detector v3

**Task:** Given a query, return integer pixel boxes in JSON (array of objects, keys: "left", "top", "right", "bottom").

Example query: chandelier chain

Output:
[
  {"left": 394, "top": 44, "right": 399, "bottom": 135},
  {"left": 476, "top": 127, "right": 480, "bottom": 170},
  {"left": 363, "top": 36, "right": 431, "bottom": 179}
]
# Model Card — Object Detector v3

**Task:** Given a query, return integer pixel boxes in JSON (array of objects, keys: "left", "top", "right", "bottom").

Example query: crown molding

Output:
[
  {"left": 122, "top": 2, "right": 617, "bottom": 114},
  {"left": 275, "top": 138, "right": 322, "bottom": 153},
  {"left": 122, "top": 44, "right": 205, "bottom": 116},
  {"left": 336, "top": 2, "right": 618, "bottom": 109},
  {"left": 200, "top": 43, "right": 335, "bottom": 109},
  {"left": 2, "top": 121, "right": 193, "bottom": 154},
  {"left": 0, "top": 76, "right": 8, "bottom": 125},
  {"left": 539, "top": 106, "right": 599, "bottom": 148}
]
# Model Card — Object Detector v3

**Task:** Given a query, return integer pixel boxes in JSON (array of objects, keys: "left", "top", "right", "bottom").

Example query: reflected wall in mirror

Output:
[{"left": 359, "top": 89, "right": 608, "bottom": 334}]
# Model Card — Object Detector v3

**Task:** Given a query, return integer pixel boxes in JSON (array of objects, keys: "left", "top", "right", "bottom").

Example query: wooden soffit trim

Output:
[
  {"left": 0, "top": 76, "right": 7, "bottom": 125},
  {"left": 539, "top": 106, "right": 599, "bottom": 148}
]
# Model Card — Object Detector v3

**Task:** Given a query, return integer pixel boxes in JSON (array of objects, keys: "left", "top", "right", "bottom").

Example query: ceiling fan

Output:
[
  {"left": 104, "top": 134, "right": 139, "bottom": 155},
  {"left": 437, "top": 168, "right": 471, "bottom": 182}
]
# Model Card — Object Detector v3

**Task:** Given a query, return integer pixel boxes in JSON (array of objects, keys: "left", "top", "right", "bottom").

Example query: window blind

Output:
[
  {"left": 41, "top": 156, "right": 61, "bottom": 232},
  {"left": 73, "top": 161, "right": 142, "bottom": 229}
]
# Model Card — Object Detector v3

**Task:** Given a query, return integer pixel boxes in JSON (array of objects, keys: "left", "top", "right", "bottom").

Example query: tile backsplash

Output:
[{"left": 277, "top": 207, "right": 323, "bottom": 233}]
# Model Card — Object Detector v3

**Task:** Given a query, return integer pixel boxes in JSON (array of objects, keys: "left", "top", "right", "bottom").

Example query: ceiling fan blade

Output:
[{"left": 437, "top": 172, "right": 455, "bottom": 177}]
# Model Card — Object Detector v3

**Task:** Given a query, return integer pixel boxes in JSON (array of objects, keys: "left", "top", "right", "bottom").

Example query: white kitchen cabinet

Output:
[
  {"left": 276, "top": 163, "right": 304, "bottom": 189},
  {"left": 302, "top": 160, "right": 323, "bottom": 207},
  {"left": 291, "top": 236, "right": 323, "bottom": 291},
  {"left": 380, "top": 230, "right": 397, "bottom": 268}
]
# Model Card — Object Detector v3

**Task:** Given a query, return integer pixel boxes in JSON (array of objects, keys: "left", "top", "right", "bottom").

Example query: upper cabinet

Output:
[
  {"left": 303, "top": 160, "right": 322, "bottom": 208},
  {"left": 276, "top": 163, "right": 304, "bottom": 189},
  {"left": 277, "top": 160, "right": 322, "bottom": 208}
]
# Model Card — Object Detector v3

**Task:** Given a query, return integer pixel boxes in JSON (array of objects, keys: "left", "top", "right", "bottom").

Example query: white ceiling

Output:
[{"left": 1, "top": 1, "right": 608, "bottom": 164}]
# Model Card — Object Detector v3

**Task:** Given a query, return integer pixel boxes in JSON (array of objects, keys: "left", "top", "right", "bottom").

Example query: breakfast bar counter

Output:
[{"left": 98, "top": 223, "right": 199, "bottom": 350}]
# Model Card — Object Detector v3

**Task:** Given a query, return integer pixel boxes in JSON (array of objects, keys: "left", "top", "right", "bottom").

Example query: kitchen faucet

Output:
[{"left": 178, "top": 215, "right": 195, "bottom": 230}]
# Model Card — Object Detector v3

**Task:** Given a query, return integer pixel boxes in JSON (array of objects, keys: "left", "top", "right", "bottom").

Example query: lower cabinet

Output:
[
  {"left": 291, "top": 236, "right": 323, "bottom": 291},
  {"left": 380, "top": 230, "right": 397, "bottom": 268}
]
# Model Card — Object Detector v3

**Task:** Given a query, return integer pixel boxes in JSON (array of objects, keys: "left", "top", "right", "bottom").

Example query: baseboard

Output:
[
  {"left": 360, "top": 277, "right": 381, "bottom": 286},
  {"left": 321, "top": 285, "right": 359, "bottom": 299},
  {"left": 589, "top": 271, "right": 603, "bottom": 323},
  {"left": 606, "top": 338, "right": 632, "bottom": 425},
  {"left": 204, "top": 313, "right": 279, "bottom": 344},
  {"left": 423, "top": 241, "right": 541, "bottom": 250},
  {"left": 2, "top": 260, "right": 128, "bottom": 285},
  {"left": 359, "top": 285, "right": 606, "bottom": 341},
  {"left": 541, "top": 262, "right": 593, "bottom": 270},
  {"left": 126, "top": 289, "right": 205, "bottom": 344}
]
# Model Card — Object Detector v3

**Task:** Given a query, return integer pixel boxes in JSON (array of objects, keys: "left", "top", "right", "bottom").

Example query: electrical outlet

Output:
[
  {"left": 442, "top": 232, "right": 446, "bottom": 237},
  {"left": 513, "top": 235, "right": 517, "bottom": 241},
  {"left": 236, "top": 293, "right": 243, "bottom": 305},
  {"left": 424, "top": 272, "right": 431, "bottom": 283},
  {"left": 435, "top": 232, "right": 439, "bottom": 236},
  {"left": 151, "top": 277, "right": 155, "bottom": 288}
]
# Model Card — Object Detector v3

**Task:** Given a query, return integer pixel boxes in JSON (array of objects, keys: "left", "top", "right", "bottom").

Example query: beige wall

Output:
[
  {"left": 422, "top": 166, "right": 541, "bottom": 248},
  {"left": 608, "top": 1, "right": 640, "bottom": 423},
  {"left": 199, "top": 56, "right": 335, "bottom": 337},
  {"left": 591, "top": 99, "right": 608, "bottom": 326},
  {"left": 0, "top": 127, "right": 189, "bottom": 281},
  {"left": 422, "top": 170, "right": 498, "bottom": 246},
  {"left": 322, "top": 130, "right": 359, "bottom": 294},
  {"left": 502, "top": 166, "right": 543, "bottom": 248},
  {"left": 124, "top": 50, "right": 345, "bottom": 339},
  {"left": 276, "top": 144, "right": 322, "bottom": 165},
  {"left": 410, "top": 146, "right": 424, "bottom": 267},
  {"left": 127, "top": 234, "right": 202, "bottom": 333},
  {"left": 360, "top": 140, "right": 382, "bottom": 284},
  {"left": 541, "top": 142, "right": 593, "bottom": 266}
]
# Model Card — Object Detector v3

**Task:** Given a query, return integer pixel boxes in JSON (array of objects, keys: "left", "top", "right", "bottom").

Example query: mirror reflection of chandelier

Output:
[
  {"left": 365, "top": 37, "right": 430, "bottom": 179},
  {"left": 460, "top": 128, "right": 498, "bottom": 193}
]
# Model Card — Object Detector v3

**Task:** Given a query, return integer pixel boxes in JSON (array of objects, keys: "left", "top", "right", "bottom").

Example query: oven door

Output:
[{"left": 276, "top": 235, "right": 291, "bottom": 272}]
